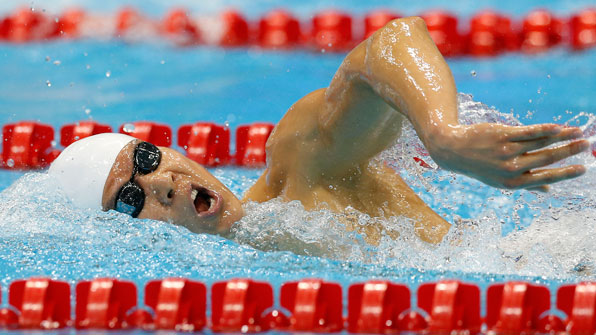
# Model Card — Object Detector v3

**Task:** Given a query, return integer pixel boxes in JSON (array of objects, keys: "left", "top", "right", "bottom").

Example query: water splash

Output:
[{"left": 0, "top": 94, "right": 594, "bottom": 286}]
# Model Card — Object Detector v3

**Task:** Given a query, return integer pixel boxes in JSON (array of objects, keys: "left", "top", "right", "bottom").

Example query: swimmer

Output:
[{"left": 49, "top": 17, "right": 589, "bottom": 244}]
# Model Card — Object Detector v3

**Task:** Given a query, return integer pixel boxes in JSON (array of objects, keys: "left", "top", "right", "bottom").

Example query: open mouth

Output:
[{"left": 190, "top": 187, "right": 222, "bottom": 217}]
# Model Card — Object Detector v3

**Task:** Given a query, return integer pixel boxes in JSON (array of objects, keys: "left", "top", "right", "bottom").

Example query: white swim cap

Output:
[{"left": 49, "top": 133, "right": 136, "bottom": 210}]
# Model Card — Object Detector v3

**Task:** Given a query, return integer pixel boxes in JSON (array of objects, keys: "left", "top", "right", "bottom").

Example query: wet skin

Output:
[
  {"left": 102, "top": 141, "right": 243, "bottom": 235},
  {"left": 103, "top": 17, "right": 589, "bottom": 244}
]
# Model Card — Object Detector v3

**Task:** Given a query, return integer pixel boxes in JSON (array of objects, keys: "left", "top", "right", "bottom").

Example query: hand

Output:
[{"left": 425, "top": 123, "right": 589, "bottom": 191}]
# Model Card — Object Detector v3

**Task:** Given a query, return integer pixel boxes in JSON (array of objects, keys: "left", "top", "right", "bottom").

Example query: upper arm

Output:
[{"left": 264, "top": 16, "right": 454, "bottom": 186}]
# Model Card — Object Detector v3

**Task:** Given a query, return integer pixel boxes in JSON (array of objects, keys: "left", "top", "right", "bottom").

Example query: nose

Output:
[{"left": 135, "top": 171, "right": 176, "bottom": 205}]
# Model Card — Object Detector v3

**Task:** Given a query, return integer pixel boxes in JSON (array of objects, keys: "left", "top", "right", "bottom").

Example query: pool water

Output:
[{"left": 0, "top": 0, "right": 596, "bottom": 332}]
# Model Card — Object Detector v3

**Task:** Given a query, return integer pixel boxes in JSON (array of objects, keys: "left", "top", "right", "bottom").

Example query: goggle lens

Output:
[{"left": 115, "top": 142, "right": 162, "bottom": 218}]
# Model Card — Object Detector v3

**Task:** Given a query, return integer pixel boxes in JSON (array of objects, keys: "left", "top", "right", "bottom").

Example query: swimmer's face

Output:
[{"left": 102, "top": 140, "right": 243, "bottom": 235}]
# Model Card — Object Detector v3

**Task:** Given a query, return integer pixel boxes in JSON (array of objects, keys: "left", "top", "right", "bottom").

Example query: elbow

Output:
[{"left": 369, "top": 16, "right": 428, "bottom": 47}]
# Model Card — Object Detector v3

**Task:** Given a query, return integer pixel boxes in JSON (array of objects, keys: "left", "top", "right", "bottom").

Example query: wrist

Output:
[{"left": 420, "top": 122, "right": 459, "bottom": 151}]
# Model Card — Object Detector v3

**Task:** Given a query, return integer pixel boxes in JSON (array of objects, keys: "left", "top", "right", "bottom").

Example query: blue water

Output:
[{"left": 0, "top": 1, "right": 596, "bottom": 332}]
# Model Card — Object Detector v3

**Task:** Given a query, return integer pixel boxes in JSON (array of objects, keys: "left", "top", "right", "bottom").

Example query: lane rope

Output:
[
  {"left": 0, "top": 278, "right": 589, "bottom": 333},
  {"left": 0, "top": 7, "right": 595, "bottom": 55}
]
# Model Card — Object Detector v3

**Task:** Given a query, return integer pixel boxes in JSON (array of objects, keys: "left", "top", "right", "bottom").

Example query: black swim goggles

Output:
[{"left": 114, "top": 141, "right": 161, "bottom": 218}]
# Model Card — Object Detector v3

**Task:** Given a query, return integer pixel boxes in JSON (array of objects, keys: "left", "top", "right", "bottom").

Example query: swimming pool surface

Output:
[{"left": 0, "top": 0, "right": 596, "bottom": 333}]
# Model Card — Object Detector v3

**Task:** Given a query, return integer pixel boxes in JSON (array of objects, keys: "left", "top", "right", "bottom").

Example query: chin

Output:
[{"left": 216, "top": 198, "right": 244, "bottom": 234}]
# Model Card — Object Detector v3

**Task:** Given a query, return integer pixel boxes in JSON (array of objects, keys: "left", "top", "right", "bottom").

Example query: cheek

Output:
[{"left": 137, "top": 199, "right": 175, "bottom": 223}]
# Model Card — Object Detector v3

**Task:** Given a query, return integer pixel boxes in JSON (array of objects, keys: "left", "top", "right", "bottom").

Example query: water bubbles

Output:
[
  {"left": 6, "top": 159, "right": 14, "bottom": 168},
  {"left": 105, "top": 71, "right": 111, "bottom": 78},
  {"left": 122, "top": 123, "right": 135, "bottom": 133},
  {"left": 53, "top": 60, "right": 61, "bottom": 66},
  {"left": 85, "top": 64, "right": 91, "bottom": 70},
  {"left": 537, "top": 88, "right": 542, "bottom": 94},
  {"left": 54, "top": 17, "right": 59, "bottom": 23},
  {"left": 547, "top": 74, "right": 551, "bottom": 79},
  {"left": 84, "top": 108, "right": 91, "bottom": 115},
  {"left": 470, "top": 70, "right": 477, "bottom": 77},
  {"left": 160, "top": 60, "right": 165, "bottom": 65},
  {"left": 51, "top": 140, "right": 57, "bottom": 147},
  {"left": 45, "top": 80, "right": 51, "bottom": 87}
]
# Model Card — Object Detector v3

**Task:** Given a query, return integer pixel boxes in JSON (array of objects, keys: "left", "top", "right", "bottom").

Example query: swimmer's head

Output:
[
  {"left": 49, "top": 133, "right": 137, "bottom": 210},
  {"left": 50, "top": 134, "right": 243, "bottom": 235}
]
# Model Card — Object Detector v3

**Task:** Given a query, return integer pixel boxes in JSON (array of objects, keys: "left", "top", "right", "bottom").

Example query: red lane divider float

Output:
[
  {"left": 521, "top": 9, "right": 565, "bottom": 53},
  {"left": 0, "top": 278, "right": 71, "bottom": 329},
  {"left": 2, "top": 279, "right": 596, "bottom": 332},
  {"left": 281, "top": 279, "right": 343, "bottom": 332},
  {"left": 258, "top": 10, "right": 302, "bottom": 49},
  {"left": 119, "top": 121, "right": 173, "bottom": 147},
  {"left": 418, "top": 280, "right": 482, "bottom": 333},
  {"left": 468, "top": 10, "right": 520, "bottom": 56},
  {"left": 1, "top": 7, "right": 596, "bottom": 55},
  {"left": 177, "top": 122, "right": 231, "bottom": 166},
  {"left": 211, "top": 279, "right": 274, "bottom": 332},
  {"left": 347, "top": 280, "right": 410, "bottom": 333},
  {"left": 60, "top": 121, "right": 112, "bottom": 147},
  {"left": 571, "top": 9, "right": 596, "bottom": 50},
  {"left": 2, "top": 121, "right": 277, "bottom": 170},
  {"left": 1, "top": 122, "right": 60, "bottom": 169},
  {"left": 75, "top": 278, "right": 136, "bottom": 329},
  {"left": 486, "top": 281, "right": 554, "bottom": 333}
]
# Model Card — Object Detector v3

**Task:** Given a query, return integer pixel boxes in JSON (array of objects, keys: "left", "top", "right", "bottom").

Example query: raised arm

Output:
[{"left": 321, "top": 16, "right": 588, "bottom": 190}]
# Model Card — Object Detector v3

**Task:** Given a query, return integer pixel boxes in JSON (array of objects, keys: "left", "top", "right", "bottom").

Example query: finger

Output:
[
  {"left": 506, "top": 124, "right": 562, "bottom": 141},
  {"left": 508, "top": 165, "right": 586, "bottom": 189},
  {"left": 516, "top": 140, "right": 590, "bottom": 171},
  {"left": 510, "top": 127, "right": 584, "bottom": 155},
  {"left": 526, "top": 185, "right": 550, "bottom": 192}
]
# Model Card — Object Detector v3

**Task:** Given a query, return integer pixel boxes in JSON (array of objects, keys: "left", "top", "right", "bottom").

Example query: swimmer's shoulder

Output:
[{"left": 244, "top": 88, "right": 330, "bottom": 202}]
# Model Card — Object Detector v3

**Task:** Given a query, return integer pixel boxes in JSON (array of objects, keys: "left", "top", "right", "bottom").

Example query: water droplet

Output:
[
  {"left": 6, "top": 159, "right": 14, "bottom": 168},
  {"left": 54, "top": 17, "right": 59, "bottom": 23},
  {"left": 105, "top": 71, "right": 111, "bottom": 78},
  {"left": 537, "top": 88, "right": 541, "bottom": 94},
  {"left": 470, "top": 70, "right": 477, "bottom": 77},
  {"left": 74, "top": 136, "right": 80, "bottom": 140},
  {"left": 122, "top": 123, "right": 135, "bottom": 133},
  {"left": 51, "top": 140, "right": 57, "bottom": 147},
  {"left": 160, "top": 60, "right": 165, "bottom": 64},
  {"left": 85, "top": 64, "right": 91, "bottom": 70},
  {"left": 84, "top": 108, "right": 91, "bottom": 115},
  {"left": 53, "top": 60, "right": 61, "bottom": 66},
  {"left": 30, "top": 7, "right": 35, "bottom": 12},
  {"left": 45, "top": 56, "right": 50, "bottom": 62},
  {"left": 46, "top": 80, "right": 51, "bottom": 87},
  {"left": 547, "top": 74, "right": 551, "bottom": 79},
  {"left": 83, "top": 52, "right": 88, "bottom": 57},
  {"left": 528, "top": 99, "right": 532, "bottom": 103}
]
